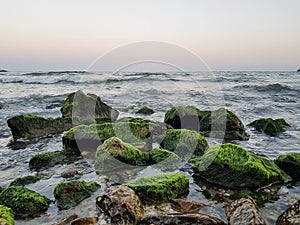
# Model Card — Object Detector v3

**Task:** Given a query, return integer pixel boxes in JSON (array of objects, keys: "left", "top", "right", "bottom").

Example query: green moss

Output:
[
  {"left": 149, "top": 148, "right": 181, "bottom": 171},
  {"left": 29, "top": 150, "right": 66, "bottom": 170},
  {"left": 275, "top": 153, "right": 300, "bottom": 181},
  {"left": 189, "top": 155, "right": 203, "bottom": 168},
  {"left": 248, "top": 118, "right": 290, "bottom": 135},
  {"left": 9, "top": 174, "right": 43, "bottom": 187},
  {"left": 0, "top": 205, "right": 14, "bottom": 225},
  {"left": 196, "top": 143, "right": 290, "bottom": 189},
  {"left": 54, "top": 180, "right": 100, "bottom": 210},
  {"left": 125, "top": 173, "right": 189, "bottom": 203},
  {"left": 136, "top": 106, "right": 155, "bottom": 115},
  {"left": 0, "top": 186, "right": 51, "bottom": 217}
]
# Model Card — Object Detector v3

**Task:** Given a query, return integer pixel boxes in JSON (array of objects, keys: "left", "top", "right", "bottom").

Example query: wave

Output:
[
  {"left": 24, "top": 71, "right": 88, "bottom": 76},
  {"left": 233, "top": 83, "right": 294, "bottom": 92}
]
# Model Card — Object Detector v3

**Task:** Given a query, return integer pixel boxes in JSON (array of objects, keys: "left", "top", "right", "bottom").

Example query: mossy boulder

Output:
[
  {"left": 248, "top": 118, "right": 290, "bottom": 135},
  {"left": 9, "top": 174, "right": 43, "bottom": 186},
  {"left": 0, "top": 205, "right": 14, "bottom": 225},
  {"left": 193, "top": 143, "right": 290, "bottom": 189},
  {"left": 29, "top": 150, "right": 67, "bottom": 170},
  {"left": 61, "top": 90, "right": 119, "bottom": 124},
  {"left": 149, "top": 148, "right": 181, "bottom": 164},
  {"left": 275, "top": 153, "right": 300, "bottom": 181},
  {"left": 136, "top": 106, "right": 154, "bottom": 115},
  {"left": 7, "top": 114, "right": 72, "bottom": 140},
  {"left": 0, "top": 186, "right": 51, "bottom": 217},
  {"left": 164, "top": 106, "right": 249, "bottom": 140},
  {"left": 54, "top": 180, "right": 100, "bottom": 210},
  {"left": 160, "top": 129, "right": 208, "bottom": 156},
  {"left": 126, "top": 173, "right": 189, "bottom": 203}
]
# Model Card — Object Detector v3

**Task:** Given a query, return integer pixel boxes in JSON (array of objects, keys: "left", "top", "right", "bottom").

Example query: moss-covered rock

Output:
[
  {"left": 160, "top": 129, "right": 208, "bottom": 156},
  {"left": 126, "top": 173, "right": 189, "bottom": 203},
  {"left": 54, "top": 180, "right": 100, "bottom": 210},
  {"left": 9, "top": 174, "right": 43, "bottom": 187},
  {"left": 61, "top": 90, "right": 119, "bottom": 124},
  {"left": 149, "top": 148, "right": 181, "bottom": 164},
  {"left": 275, "top": 153, "right": 300, "bottom": 181},
  {"left": 0, "top": 186, "right": 51, "bottom": 217},
  {"left": 164, "top": 106, "right": 249, "bottom": 140},
  {"left": 0, "top": 205, "right": 14, "bottom": 225},
  {"left": 7, "top": 114, "right": 72, "bottom": 140},
  {"left": 136, "top": 106, "right": 154, "bottom": 115},
  {"left": 29, "top": 150, "right": 66, "bottom": 170},
  {"left": 193, "top": 143, "right": 290, "bottom": 189},
  {"left": 248, "top": 118, "right": 290, "bottom": 135}
]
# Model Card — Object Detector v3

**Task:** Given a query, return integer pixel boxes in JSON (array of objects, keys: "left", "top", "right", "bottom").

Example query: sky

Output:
[{"left": 0, "top": 0, "right": 299, "bottom": 71}]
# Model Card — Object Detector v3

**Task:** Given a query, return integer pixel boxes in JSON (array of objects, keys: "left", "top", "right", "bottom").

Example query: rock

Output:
[
  {"left": 70, "top": 217, "right": 98, "bottom": 225},
  {"left": 170, "top": 198, "right": 206, "bottom": 213},
  {"left": 61, "top": 90, "right": 119, "bottom": 123},
  {"left": 136, "top": 106, "right": 154, "bottom": 115},
  {"left": 7, "top": 114, "right": 72, "bottom": 140},
  {"left": 29, "top": 150, "right": 67, "bottom": 170},
  {"left": 96, "top": 185, "right": 144, "bottom": 225},
  {"left": 193, "top": 143, "right": 290, "bottom": 189},
  {"left": 125, "top": 173, "right": 189, "bottom": 203},
  {"left": 138, "top": 213, "right": 226, "bottom": 225},
  {"left": 46, "top": 102, "right": 62, "bottom": 109},
  {"left": 9, "top": 174, "right": 43, "bottom": 186},
  {"left": 61, "top": 169, "right": 80, "bottom": 178},
  {"left": 148, "top": 148, "right": 182, "bottom": 171},
  {"left": 160, "top": 129, "right": 208, "bottom": 156},
  {"left": 248, "top": 118, "right": 290, "bottom": 135},
  {"left": 52, "top": 214, "right": 79, "bottom": 225},
  {"left": 54, "top": 180, "right": 100, "bottom": 210},
  {"left": 0, "top": 205, "right": 14, "bottom": 225},
  {"left": 225, "top": 197, "right": 264, "bottom": 225},
  {"left": 0, "top": 186, "right": 51, "bottom": 217},
  {"left": 276, "top": 200, "right": 300, "bottom": 225},
  {"left": 0, "top": 69, "right": 7, "bottom": 72},
  {"left": 275, "top": 153, "right": 300, "bottom": 181},
  {"left": 297, "top": 68, "right": 300, "bottom": 72},
  {"left": 164, "top": 106, "right": 249, "bottom": 140}
]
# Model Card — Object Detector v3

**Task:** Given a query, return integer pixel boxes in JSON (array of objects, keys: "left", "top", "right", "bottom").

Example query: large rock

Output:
[
  {"left": 225, "top": 197, "right": 263, "bottom": 225},
  {"left": 193, "top": 143, "right": 290, "bottom": 189},
  {"left": 7, "top": 114, "right": 72, "bottom": 140},
  {"left": 9, "top": 174, "right": 43, "bottom": 186},
  {"left": 29, "top": 150, "right": 67, "bottom": 170},
  {"left": 136, "top": 106, "right": 154, "bottom": 115},
  {"left": 54, "top": 180, "right": 100, "bottom": 210},
  {"left": 164, "top": 106, "right": 249, "bottom": 140},
  {"left": 126, "top": 173, "right": 189, "bottom": 203},
  {"left": 96, "top": 185, "right": 144, "bottom": 225},
  {"left": 276, "top": 200, "right": 300, "bottom": 225},
  {"left": 61, "top": 90, "right": 119, "bottom": 123},
  {"left": 0, "top": 205, "right": 14, "bottom": 225},
  {"left": 248, "top": 118, "right": 290, "bottom": 135},
  {"left": 275, "top": 153, "right": 300, "bottom": 181},
  {"left": 0, "top": 186, "right": 51, "bottom": 217}
]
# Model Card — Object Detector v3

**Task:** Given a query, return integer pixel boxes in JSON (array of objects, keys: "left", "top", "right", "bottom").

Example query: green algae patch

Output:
[
  {"left": 126, "top": 173, "right": 189, "bottom": 203},
  {"left": 54, "top": 180, "right": 100, "bottom": 210},
  {"left": 275, "top": 153, "right": 300, "bottom": 181},
  {"left": 149, "top": 148, "right": 182, "bottom": 171},
  {"left": 195, "top": 143, "right": 290, "bottom": 190},
  {"left": 0, "top": 205, "right": 14, "bottom": 225},
  {"left": 9, "top": 174, "right": 43, "bottom": 187},
  {"left": 248, "top": 118, "right": 290, "bottom": 135},
  {"left": 0, "top": 186, "right": 51, "bottom": 217},
  {"left": 136, "top": 106, "right": 155, "bottom": 115},
  {"left": 29, "top": 150, "right": 66, "bottom": 170}
]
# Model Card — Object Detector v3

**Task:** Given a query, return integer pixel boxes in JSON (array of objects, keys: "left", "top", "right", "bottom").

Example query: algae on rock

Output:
[
  {"left": 248, "top": 118, "right": 290, "bottom": 135},
  {"left": 29, "top": 150, "right": 67, "bottom": 170},
  {"left": 275, "top": 153, "right": 300, "bottom": 181},
  {"left": 0, "top": 205, "right": 14, "bottom": 225},
  {"left": 9, "top": 174, "right": 43, "bottom": 186}
]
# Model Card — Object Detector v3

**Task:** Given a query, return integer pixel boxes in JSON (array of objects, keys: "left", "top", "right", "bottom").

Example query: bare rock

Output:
[
  {"left": 276, "top": 200, "right": 300, "bottom": 225},
  {"left": 71, "top": 217, "right": 98, "bottom": 225},
  {"left": 170, "top": 198, "right": 206, "bottom": 213}
]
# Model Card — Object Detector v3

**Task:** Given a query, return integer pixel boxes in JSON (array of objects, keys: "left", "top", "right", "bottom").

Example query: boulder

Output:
[
  {"left": 125, "top": 173, "right": 189, "bottom": 203},
  {"left": 276, "top": 200, "right": 300, "bottom": 225},
  {"left": 164, "top": 106, "right": 249, "bottom": 140},
  {"left": 96, "top": 185, "right": 144, "bottom": 225},
  {"left": 61, "top": 90, "right": 119, "bottom": 123},
  {"left": 7, "top": 114, "right": 72, "bottom": 140},
  {"left": 54, "top": 180, "right": 100, "bottom": 210},
  {"left": 9, "top": 174, "right": 43, "bottom": 186},
  {"left": 0, "top": 205, "right": 14, "bottom": 225},
  {"left": 136, "top": 106, "right": 154, "bottom": 115},
  {"left": 148, "top": 148, "right": 182, "bottom": 171},
  {"left": 170, "top": 198, "right": 206, "bottom": 213},
  {"left": 193, "top": 143, "right": 290, "bottom": 189},
  {"left": 225, "top": 197, "right": 264, "bottom": 225},
  {"left": 248, "top": 118, "right": 290, "bottom": 135},
  {"left": 29, "top": 150, "right": 67, "bottom": 170},
  {"left": 275, "top": 153, "right": 300, "bottom": 181},
  {"left": 0, "top": 186, "right": 51, "bottom": 217},
  {"left": 0, "top": 69, "right": 7, "bottom": 72}
]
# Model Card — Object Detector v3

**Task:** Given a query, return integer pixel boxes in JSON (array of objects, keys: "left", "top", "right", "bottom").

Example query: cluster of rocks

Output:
[{"left": 1, "top": 90, "right": 299, "bottom": 225}]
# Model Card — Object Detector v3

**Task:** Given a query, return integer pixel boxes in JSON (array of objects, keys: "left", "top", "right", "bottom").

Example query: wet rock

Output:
[
  {"left": 29, "top": 150, "right": 67, "bottom": 170},
  {"left": 54, "top": 180, "right": 100, "bottom": 210},
  {"left": 193, "top": 143, "right": 290, "bottom": 189},
  {"left": 126, "top": 173, "right": 189, "bottom": 203},
  {"left": 61, "top": 90, "right": 119, "bottom": 123},
  {"left": 225, "top": 197, "right": 264, "bottom": 225},
  {"left": 164, "top": 106, "right": 249, "bottom": 140},
  {"left": 52, "top": 214, "right": 78, "bottom": 225},
  {"left": 170, "top": 198, "right": 206, "bottom": 213},
  {"left": 148, "top": 148, "right": 182, "bottom": 171},
  {"left": 275, "top": 153, "right": 300, "bottom": 181},
  {"left": 7, "top": 114, "right": 72, "bottom": 140},
  {"left": 276, "top": 200, "right": 300, "bottom": 225},
  {"left": 71, "top": 217, "right": 98, "bottom": 225},
  {"left": 0, "top": 205, "right": 14, "bottom": 225},
  {"left": 138, "top": 213, "right": 226, "bottom": 225},
  {"left": 96, "top": 185, "right": 144, "bottom": 225},
  {"left": 9, "top": 174, "right": 43, "bottom": 186},
  {"left": 0, "top": 69, "right": 7, "bottom": 72},
  {"left": 61, "top": 169, "right": 80, "bottom": 178},
  {"left": 248, "top": 118, "right": 290, "bottom": 135},
  {"left": 0, "top": 186, "right": 51, "bottom": 217},
  {"left": 46, "top": 102, "right": 62, "bottom": 109},
  {"left": 297, "top": 68, "right": 300, "bottom": 72},
  {"left": 136, "top": 106, "right": 155, "bottom": 115}
]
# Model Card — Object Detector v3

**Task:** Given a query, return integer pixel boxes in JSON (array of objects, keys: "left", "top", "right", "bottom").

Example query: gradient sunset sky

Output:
[{"left": 1, "top": 0, "right": 299, "bottom": 71}]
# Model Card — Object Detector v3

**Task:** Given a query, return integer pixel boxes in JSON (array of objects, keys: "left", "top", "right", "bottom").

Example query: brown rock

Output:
[
  {"left": 276, "top": 200, "right": 300, "bottom": 225},
  {"left": 170, "top": 198, "right": 206, "bottom": 213},
  {"left": 71, "top": 217, "right": 98, "bottom": 225},
  {"left": 52, "top": 214, "right": 78, "bottom": 225}
]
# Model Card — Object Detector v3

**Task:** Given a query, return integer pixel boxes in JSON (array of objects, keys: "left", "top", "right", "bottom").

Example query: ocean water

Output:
[{"left": 0, "top": 71, "right": 299, "bottom": 224}]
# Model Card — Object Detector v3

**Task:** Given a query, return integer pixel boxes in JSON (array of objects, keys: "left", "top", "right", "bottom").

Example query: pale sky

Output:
[{"left": 0, "top": 0, "right": 299, "bottom": 71}]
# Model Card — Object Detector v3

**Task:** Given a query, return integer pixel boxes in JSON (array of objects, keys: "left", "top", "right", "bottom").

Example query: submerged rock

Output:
[
  {"left": 96, "top": 185, "right": 144, "bottom": 225},
  {"left": 0, "top": 205, "right": 14, "bottom": 225},
  {"left": 170, "top": 198, "right": 206, "bottom": 213},
  {"left": 164, "top": 106, "right": 249, "bottom": 140},
  {"left": 54, "top": 180, "right": 100, "bottom": 210},
  {"left": 193, "top": 143, "right": 290, "bottom": 189},
  {"left": 126, "top": 173, "right": 189, "bottom": 203},
  {"left": 29, "top": 150, "right": 67, "bottom": 170},
  {"left": 276, "top": 200, "right": 300, "bottom": 225},
  {"left": 136, "top": 106, "right": 155, "bottom": 115},
  {"left": 9, "top": 174, "right": 43, "bottom": 186},
  {"left": 0, "top": 186, "right": 51, "bottom": 217},
  {"left": 275, "top": 153, "right": 300, "bottom": 181},
  {"left": 7, "top": 114, "right": 72, "bottom": 140},
  {"left": 248, "top": 118, "right": 290, "bottom": 135}
]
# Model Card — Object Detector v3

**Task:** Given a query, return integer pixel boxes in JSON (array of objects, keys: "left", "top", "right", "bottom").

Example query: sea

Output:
[{"left": 0, "top": 71, "right": 299, "bottom": 224}]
